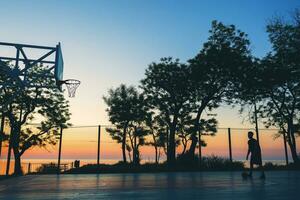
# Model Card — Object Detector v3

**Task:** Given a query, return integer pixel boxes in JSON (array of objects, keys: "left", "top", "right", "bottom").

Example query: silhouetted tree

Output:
[
  {"left": 145, "top": 113, "right": 169, "bottom": 164},
  {"left": 141, "top": 57, "right": 194, "bottom": 166},
  {"left": 1, "top": 64, "right": 70, "bottom": 175},
  {"left": 258, "top": 10, "right": 300, "bottom": 163},
  {"left": 104, "top": 84, "right": 138, "bottom": 163},
  {"left": 104, "top": 84, "right": 149, "bottom": 164},
  {"left": 187, "top": 20, "right": 252, "bottom": 158}
]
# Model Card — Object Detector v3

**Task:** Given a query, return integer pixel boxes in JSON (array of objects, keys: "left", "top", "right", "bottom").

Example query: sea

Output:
[{"left": 0, "top": 158, "right": 288, "bottom": 175}]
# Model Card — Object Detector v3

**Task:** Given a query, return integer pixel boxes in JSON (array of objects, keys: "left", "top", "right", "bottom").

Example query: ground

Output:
[{"left": 0, "top": 171, "right": 299, "bottom": 200}]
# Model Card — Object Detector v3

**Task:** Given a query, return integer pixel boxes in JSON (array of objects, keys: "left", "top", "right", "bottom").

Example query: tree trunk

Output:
[
  {"left": 11, "top": 125, "right": 23, "bottom": 175},
  {"left": 13, "top": 147, "right": 23, "bottom": 175},
  {"left": 127, "top": 149, "right": 132, "bottom": 162},
  {"left": 290, "top": 123, "right": 297, "bottom": 153},
  {"left": 181, "top": 139, "right": 187, "bottom": 155},
  {"left": 188, "top": 105, "right": 205, "bottom": 158},
  {"left": 158, "top": 148, "right": 161, "bottom": 163},
  {"left": 151, "top": 132, "right": 158, "bottom": 164},
  {"left": 154, "top": 145, "right": 158, "bottom": 164},
  {"left": 167, "top": 117, "right": 177, "bottom": 166},
  {"left": 122, "top": 126, "right": 127, "bottom": 163},
  {"left": 133, "top": 134, "right": 138, "bottom": 166},
  {"left": 287, "top": 122, "right": 299, "bottom": 164}
]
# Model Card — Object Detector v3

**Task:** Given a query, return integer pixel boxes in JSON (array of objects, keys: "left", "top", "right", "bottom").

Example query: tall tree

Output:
[
  {"left": 1, "top": 64, "right": 70, "bottom": 175},
  {"left": 104, "top": 84, "right": 137, "bottom": 163},
  {"left": 145, "top": 112, "right": 168, "bottom": 164},
  {"left": 104, "top": 84, "right": 148, "bottom": 164},
  {"left": 187, "top": 20, "right": 252, "bottom": 158},
  {"left": 141, "top": 57, "right": 194, "bottom": 166},
  {"left": 258, "top": 10, "right": 300, "bottom": 163}
]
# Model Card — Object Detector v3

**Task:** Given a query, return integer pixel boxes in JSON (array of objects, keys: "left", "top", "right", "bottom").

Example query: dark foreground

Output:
[{"left": 0, "top": 171, "right": 299, "bottom": 200}]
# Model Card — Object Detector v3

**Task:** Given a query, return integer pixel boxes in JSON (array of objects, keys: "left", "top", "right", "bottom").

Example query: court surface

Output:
[{"left": 0, "top": 171, "right": 299, "bottom": 200}]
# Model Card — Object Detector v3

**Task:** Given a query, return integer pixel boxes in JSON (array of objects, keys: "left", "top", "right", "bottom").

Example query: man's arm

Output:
[
  {"left": 246, "top": 141, "right": 250, "bottom": 160},
  {"left": 246, "top": 149, "right": 250, "bottom": 160}
]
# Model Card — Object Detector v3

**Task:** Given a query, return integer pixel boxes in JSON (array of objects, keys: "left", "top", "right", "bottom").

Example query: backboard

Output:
[
  {"left": 0, "top": 42, "right": 66, "bottom": 110},
  {"left": 55, "top": 43, "right": 64, "bottom": 90},
  {"left": 0, "top": 42, "right": 63, "bottom": 89}
]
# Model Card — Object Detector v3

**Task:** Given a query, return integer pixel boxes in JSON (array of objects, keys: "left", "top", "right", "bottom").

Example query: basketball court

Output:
[{"left": 0, "top": 171, "right": 299, "bottom": 199}]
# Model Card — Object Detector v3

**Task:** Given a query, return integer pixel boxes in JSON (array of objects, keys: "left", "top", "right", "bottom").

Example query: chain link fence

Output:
[{"left": 0, "top": 124, "right": 299, "bottom": 175}]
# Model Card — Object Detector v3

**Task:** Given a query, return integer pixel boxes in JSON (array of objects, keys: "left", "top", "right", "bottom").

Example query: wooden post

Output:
[
  {"left": 228, "top": 128, "right": 232, "bottom": 163},
  {"left": 57, "top": 127, "right": 63, "bottom": 175},
  {"left": 97, "top": 125, "right": 101, "bottom": 166},
  {"left": 283, "top": 132, "right": 289, "bottom": 166},
  {"left": 198, "top": 130, "right": 202, "bottom": 166}
]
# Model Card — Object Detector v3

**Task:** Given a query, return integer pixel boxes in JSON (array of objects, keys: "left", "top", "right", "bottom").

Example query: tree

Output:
[
  {"left": 1, "top": 64, "right": 70, "bottom": 175},
  {"left": 104, "top": 84, "right": 149, "bottom": 164},
  {"left": 127, "top": 93, "right": 149, "bottom": 165},
  {"left": 187, "top": 20, "right": 252, "bottom": 158},
  {"left": 141, "top": 57, "right": 194, "bottom": 166},
  {"left": 258, "top": 10, "right": 300, "bottom": 163},
  {"left": 144, "top": 112, "right": 168, "bottom": 164}
]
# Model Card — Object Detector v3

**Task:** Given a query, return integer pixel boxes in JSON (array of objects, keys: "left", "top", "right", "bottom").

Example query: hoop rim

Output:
[{"left": 58, "top": 79, "right": 81, "bottom": 85}]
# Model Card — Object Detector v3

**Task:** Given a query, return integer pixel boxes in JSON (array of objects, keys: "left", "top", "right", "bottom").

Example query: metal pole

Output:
[
  {"left": 6, "top": 50, "right": 21, "bottom": 176},
  {"left": 254, "top": 103, "right": 260, "bottom": 144},
  {"left": 57, "top": 127, "right": 63, "bottom": 175},
  {"left": 228, "top": 128, "right": 232, "bottom": 162},
  {"left": 198, "top": 130, "right": 202, "bottom": 166},
  {"left": 28, "top": 163, "right": 31, "bottom": 174},
  {"left": 283, "top": 132, "right": 289, "bottom": 166},
  {"left": 0, "top": 115, "right": 5, "bottom": 157},
  {"left": 166, "top": 126, "right": 169, "bottom": 157},
  {"left": 97, "top": 125, "right": 101, "bottom": 166}
]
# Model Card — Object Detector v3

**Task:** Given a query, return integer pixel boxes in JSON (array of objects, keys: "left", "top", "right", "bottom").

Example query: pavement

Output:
[{"left": 0, "top": 171, "right": 299, "bottom": 200}]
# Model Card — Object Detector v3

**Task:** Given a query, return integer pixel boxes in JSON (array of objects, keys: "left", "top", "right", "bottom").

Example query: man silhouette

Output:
[{"left": 246, "top": 131, "right": 265, "bottom": 179}]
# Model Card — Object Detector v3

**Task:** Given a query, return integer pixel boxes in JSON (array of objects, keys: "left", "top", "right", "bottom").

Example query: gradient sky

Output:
[
  {"left": 1, "top": 0, "right": 299, "bottom": 127},
  {"left": 1, "top": 0, "right": 300, "bottom": 163}
]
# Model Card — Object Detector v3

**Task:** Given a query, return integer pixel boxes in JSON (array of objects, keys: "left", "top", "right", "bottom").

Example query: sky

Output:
[
  {"left": 0, "top": 0, "right": 299, "bottom": 127},
  {"left": 0, "top": 0, "right": 299, "bottom": 162}
]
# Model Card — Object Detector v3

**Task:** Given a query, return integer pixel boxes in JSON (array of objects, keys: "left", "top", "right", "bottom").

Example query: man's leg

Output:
[{"left": 249, "top": 162, "right": 253, "bottom": 177}]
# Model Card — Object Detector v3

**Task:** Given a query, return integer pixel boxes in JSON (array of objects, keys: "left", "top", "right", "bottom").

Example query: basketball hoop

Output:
[{"left": 62, "top": 79, "right": 81, "bottom": 98}]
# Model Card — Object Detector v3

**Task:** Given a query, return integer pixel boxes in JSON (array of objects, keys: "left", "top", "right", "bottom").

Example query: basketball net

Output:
[{"left": 64, "top": 79, "right": 80, "bottom": 98}]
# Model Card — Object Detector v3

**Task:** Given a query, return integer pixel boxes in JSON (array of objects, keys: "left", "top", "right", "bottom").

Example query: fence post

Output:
[
  {"left": 254, "top": 103, "right": 260, "bottom": 144},
  {"left": 28, "top": 163, "right": 31, "bottom": 174},
  {"left": 0, "top": 114, "right": 5, "bottom": 158},
  {"left": 283, "top": 132, "right": 289, "bottom": 166},
  {"left": 166, "top": 126, "right": 169, "bottom": 156},
  {"left": 97, "top": 125, "right": 101, "bottom": 166},
  {"left": 228, "top": 128, "right": 232, "bottom": 163},
  {"left": 57, "top": 127, "right": 63, "bottom": 175}
]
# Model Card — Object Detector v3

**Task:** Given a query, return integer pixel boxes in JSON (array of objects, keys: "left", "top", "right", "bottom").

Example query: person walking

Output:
[{"left": 246, "top": 131, "right": 265, "bottom": 179}]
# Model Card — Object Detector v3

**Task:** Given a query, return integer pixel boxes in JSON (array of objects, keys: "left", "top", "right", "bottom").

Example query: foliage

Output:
[
  {"left": 104, "top": 84, "right": 149, "bottom": 164},
  {"left": 257, "top": 10, "right": 300, "bottom": 163},
  {"left": 141, "top": 57, "right": 194, "bottom": 165},
  {"left": 0, "top": 63, "right": 70, "bottom": 175},
  {"left": 187, "top": 20, "right": 251, "bottom": 157}
]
